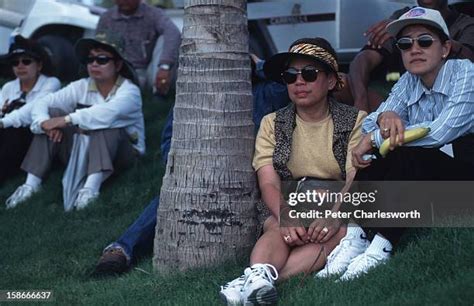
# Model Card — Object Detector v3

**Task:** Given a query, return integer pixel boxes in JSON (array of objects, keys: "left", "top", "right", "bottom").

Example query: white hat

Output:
[{"left": 386, "top": 7, "right": 450, "bottom": 38}]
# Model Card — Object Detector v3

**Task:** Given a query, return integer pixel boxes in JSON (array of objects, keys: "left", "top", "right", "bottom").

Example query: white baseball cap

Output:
[{"left": 386, "top": 7, "right": 450, "bottom": 38}]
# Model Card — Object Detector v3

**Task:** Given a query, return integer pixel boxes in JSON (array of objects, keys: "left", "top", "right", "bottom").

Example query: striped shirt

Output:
[{"left": 363, "top": 59, "right": 474, "bottom": 148}]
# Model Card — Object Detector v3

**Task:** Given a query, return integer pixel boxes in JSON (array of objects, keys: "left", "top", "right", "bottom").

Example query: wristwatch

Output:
[
  {"left": 159, "top": 64, "right": 171, "bottom": 70},
  {"left": 64, "top": 115, "right": 72, "bottom": 125}
]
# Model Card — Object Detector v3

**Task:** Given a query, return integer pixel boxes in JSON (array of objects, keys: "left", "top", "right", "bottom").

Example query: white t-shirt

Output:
[
  {"left": 1, "top": 74, "right": 61, "bottom": 128},
  {"left": 30, "top": 77, "right": 146, "bottom": 155}
]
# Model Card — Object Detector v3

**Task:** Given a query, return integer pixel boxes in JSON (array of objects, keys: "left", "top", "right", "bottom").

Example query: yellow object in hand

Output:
[{"left": 379, "top": 127, "right": 430, "bottom": 157}]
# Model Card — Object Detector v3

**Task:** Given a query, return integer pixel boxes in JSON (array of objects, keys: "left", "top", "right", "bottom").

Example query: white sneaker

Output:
[
  {"left": 240, "top": 264, "right": 278, "bottom": 305},
  {"left": 5, "top": 184, "right": 40, "bottom": 209},
  {"left": 74, "top": 188, "right": 99, "bottom": 210},
  {"left": 339, "top": 235, "right": 392, "bottom": 281},
  {"left": 219, "top": 269, "right": 250, "bottom": 305},
  {"left": 315, "top": 231, "right": 369, "bottom": 278}
]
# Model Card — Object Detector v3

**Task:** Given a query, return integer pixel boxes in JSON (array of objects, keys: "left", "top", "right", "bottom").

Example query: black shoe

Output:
[{"left": 92, "top": 248, "right": 130, "bottom": 277}]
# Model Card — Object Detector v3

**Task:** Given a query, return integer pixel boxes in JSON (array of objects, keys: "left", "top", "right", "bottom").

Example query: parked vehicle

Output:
[{"left": 1, "top": 0, "right": 472, "bottom": 81}]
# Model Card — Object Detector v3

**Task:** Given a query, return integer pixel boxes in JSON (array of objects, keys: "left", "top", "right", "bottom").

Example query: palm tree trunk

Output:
[{"left": 153, "top": 0, "right": 258, "bottom": 273}]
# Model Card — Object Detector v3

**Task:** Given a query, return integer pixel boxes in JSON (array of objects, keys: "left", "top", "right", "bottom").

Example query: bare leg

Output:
[
  {"left": 250, "top": 216, "right": 291, "bottom": 271},
  {"left": 278, "top": 225, "right": 346, "bottom": 280},
  {"left": 250, "top": 216, "right": 347, "bottom": 278}
]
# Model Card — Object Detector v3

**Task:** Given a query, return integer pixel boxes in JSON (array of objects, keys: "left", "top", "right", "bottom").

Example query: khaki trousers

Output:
[{"left": 21, "top": 109, "right": 136, "bottom": 179}]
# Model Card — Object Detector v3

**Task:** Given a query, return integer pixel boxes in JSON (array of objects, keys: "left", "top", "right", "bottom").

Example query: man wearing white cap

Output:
[{"left": 316, "top": 7, "right": 474, "bottom": 281}]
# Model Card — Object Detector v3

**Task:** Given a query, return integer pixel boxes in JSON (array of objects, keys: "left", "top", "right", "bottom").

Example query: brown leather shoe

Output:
[{"left": 92, "top": 247, "right": 130, "bottom": 277}]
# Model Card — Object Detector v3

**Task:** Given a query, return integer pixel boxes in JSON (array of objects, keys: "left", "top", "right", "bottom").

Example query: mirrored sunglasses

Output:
[{"left": 396, "top": 35, "right": 437, "bottom": 51}]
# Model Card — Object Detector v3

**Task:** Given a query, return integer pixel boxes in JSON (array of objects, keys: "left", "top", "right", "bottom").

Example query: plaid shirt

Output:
[
  {"left": 363, "top": 59, "right": 474, "bottom": 148},
  {"left": 97, "top": 2, "right": 181, "bottom": 69}
]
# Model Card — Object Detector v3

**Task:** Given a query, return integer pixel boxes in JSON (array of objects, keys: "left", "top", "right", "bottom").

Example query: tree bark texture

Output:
[{"left": 153, "top": 0, "right": 258, "bottom": 273}]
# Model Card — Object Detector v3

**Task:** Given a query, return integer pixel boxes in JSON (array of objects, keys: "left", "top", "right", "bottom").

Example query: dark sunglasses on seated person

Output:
[
  {"left": 11, "top": 58, "right": 34, "bottom": 67},
  {"left": 396, "top": 34, "right": 437, "bottom": 51},
  {"left": 281, "top": 66, "right": 321, "bottom": 84},
  {"left": 84, "top": 55, "right": 115, "bottom": 65}
]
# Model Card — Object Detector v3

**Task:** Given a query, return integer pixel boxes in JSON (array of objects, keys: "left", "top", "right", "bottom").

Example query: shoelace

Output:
[
  {"left": 221, "top": 274, "right": 246, "bottom": 290},
  {"left": 242, "top": 264, "right": 278, "bottom": 290}
]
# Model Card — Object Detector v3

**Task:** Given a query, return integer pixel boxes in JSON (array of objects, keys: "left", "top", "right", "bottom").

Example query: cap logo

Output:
[
  {"left": 406, "top": 8, "right": 426, "bottom": 17},
  {"left": 12, "top": 48, "right": 26, "bottom": 54}
]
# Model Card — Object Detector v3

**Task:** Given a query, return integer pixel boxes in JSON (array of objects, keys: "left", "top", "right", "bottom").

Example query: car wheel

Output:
[{"left": 37, "top": 35, "right": 79, "bottom": 82}]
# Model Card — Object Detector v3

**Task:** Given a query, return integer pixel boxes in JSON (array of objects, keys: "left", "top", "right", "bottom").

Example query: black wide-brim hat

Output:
[
  {"left": 75, "top": 31, "right": 138, "bottom": 85},
  {"left": 0, "top": 35, "right": 55, "bottom": 76},
  {"left": 263, "top": 37, "right": 344, "bottom": 90}
]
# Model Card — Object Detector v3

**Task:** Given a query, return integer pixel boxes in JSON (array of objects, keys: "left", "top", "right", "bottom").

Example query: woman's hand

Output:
[
  {"left": 377, "top": 111, "right": 405, "bottom": 150},
  {"left": 45, "top": 129, "right": 63, "bottom": 143},
  {"left": 352, "top": 134, "right": 373, "bottom": 169},
  {"left": 41, "top": 117, "right": 68, "bottom": 132},
  {"left": 307, "top": 217, "right": 342, "bottom": 243},
  {"left": 280, "top": 226, "right": 309, "bottom": 246}
]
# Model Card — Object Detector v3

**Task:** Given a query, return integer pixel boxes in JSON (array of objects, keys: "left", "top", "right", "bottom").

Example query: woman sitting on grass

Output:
[
  {"left": 0, "top": 35, "right": 60, "bottom": 186},
  {"left": 219, "top": 37, "right": 367, "bottom": 305},
  {"left": 328, "top": 7, "right": 474, "bottom": 281},
  {"left": 5, "top": 31, "right": 145, "bottom": 210}
]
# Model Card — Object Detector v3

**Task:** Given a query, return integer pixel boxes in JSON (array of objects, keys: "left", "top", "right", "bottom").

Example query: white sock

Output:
[
  {"left": 25, "top": 173, "right": 42, "bottom": 188},
  {"left": 83, "top": 172, "right": 104, "bottom": 194},
  {"left": 346, "top": 223, "right": 366, "bottom": 239},
  {"left": 366, "top": 234, "right": 393, "bottom": 257}
]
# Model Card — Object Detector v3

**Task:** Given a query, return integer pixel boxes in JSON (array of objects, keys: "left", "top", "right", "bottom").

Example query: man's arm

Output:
[
  {"left": 347, "top": 49, "right": 384, "bottom": 112},
  {"left": 450, "top": 19, "right": 474, "bottom": 61},
  {"left": 153, "top": 7, "right": 181, "bottom": 94},
  {"left": 153, "top": 7, "right": 181, "bottom": 67},
  {"left": 450, "top": 39, "right": 474, "bottom": 61}
]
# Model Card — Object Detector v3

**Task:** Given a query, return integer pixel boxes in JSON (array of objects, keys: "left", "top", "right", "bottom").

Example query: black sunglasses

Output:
[
  {"left": 396, "top": 34, "right": 437, "bottom": 51},
  {"left": 11, "top": 58, "right": 33, "bottom": 67},
  {"left": 85, "top": 55, "right": 115, "bottom": 65},
  {"left": 281, "top": 66, "right": 321, "bottom": 84}
]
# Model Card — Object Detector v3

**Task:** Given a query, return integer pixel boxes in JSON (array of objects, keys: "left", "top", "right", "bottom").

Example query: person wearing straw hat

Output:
[
  {"left": 5, "top": 31, "right": 145, "bottom": 210},
  {"left": 0, "top": 35, "right": 60, "bottom": 185},
  {"left": 316, "top": 7, "right": 474, "bottom": 282},
  {"left": 219, "top": 37, "right": 367, "bottom": 305}
]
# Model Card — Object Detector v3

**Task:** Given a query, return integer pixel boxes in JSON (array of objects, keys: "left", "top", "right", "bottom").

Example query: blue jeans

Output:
[
  {"left": 160, "top": 108, "right": 173, "bottom": 165},
  {"left": 108, "top": 197, "right": 159, "bottom": 262}
]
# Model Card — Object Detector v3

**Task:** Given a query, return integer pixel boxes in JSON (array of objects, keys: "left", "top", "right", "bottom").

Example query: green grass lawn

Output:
[{"left": 1, "top": 90, "right": 473, "bottom": 305}]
